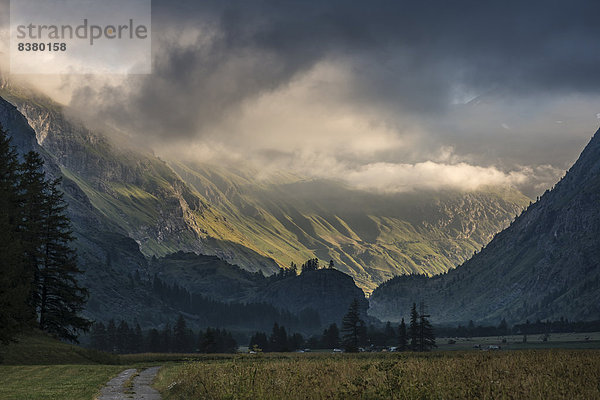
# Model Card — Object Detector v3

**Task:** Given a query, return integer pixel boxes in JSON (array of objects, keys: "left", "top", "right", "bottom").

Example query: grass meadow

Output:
[
  {"left": 154, "top": 350, "right": 600, "bottom": 400},
  {"left": 1, "top": 333, "right": 599, "bottom": 400},
  {"left": 0, "top": 364, "right": 125, "bottom": 400}
]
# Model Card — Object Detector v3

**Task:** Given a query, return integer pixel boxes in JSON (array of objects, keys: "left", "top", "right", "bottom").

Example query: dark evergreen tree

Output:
[
  {"left": 322, "top": 323, "right": 340, "bottom": 348},
  {"left": 147, "top": 328, "right": 161, "bottom": 352},
  {"left": 418, "top": 303, "right": 436, "bottom": 352},
  {"left": 398, "top": 318, "right": 408, "bottom": 351},
  {"left": 18, "top": 151, "right": 47, "bottom": 319},
  {"left": 328, "top": 259, "right": 334, "bottom": 269},
  {"left": 37, "top": 178, "right": 90, "bottom": 341},
  {"left": 301, "top": 258, "right": 319, "bottom": 273},
  {"left": 0, "top": 128, "right": 32, "bottom": 344},
  {"left": 199, "top": 327, "right": 217, "bottom": 353},
  {"left": 116, "top": 320, "right": 131, "bottom": 353},
  {"left": 289, "top": 333, "right": 304, "bottom": 350},
  {"left": 198, "top": 328, "right": 236, "bottom": 353},
  {"left": 358, "top": 320, "right": 368, "bottom": 348},
  {"left": 409, "top": 303, "right": 419, "bottom": 351},
  {"left": 174, "top": 314, "right": 190, "bottom": 353},
  {"left": 341, "top": 298, "right": 365, "bottom": 352},
  {"left": 269, "top": 323, "right": 288, "bottom": 352},
  {"left": 90, "top": 322, "right": 108, "bottom": 352},
  {"left": 160, "top": 323, "right": 172, "bottom": 353},
  {"left": 132, "top": 322, "right": 143, "bottom": 353},
  {"left": 217, "top": 329, "right": 237, "bottom": 353},
  {"left": 384, "top": 321, "right": 396, "bottom": 346}
]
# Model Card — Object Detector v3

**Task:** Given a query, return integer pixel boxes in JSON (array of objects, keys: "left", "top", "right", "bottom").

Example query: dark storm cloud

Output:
[
  {"left": 157, "top": 0, "right": 600, "bottom": 95},
  {"left": 67, "top": 0, "right": 600, "bottom": 140}
]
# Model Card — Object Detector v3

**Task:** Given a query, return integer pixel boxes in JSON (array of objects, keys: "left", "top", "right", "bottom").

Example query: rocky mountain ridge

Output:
[{"left": 370, "top": 128, "right": 600, "bottom": 324}]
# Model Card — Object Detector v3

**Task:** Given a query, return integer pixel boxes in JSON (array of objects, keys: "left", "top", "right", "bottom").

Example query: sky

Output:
[{"left": 2, "top": 0, "right": 600, "bottom": 197}]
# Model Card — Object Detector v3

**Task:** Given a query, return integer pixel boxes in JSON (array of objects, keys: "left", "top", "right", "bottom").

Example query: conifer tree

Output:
[
  {"left": 199, "top": 327, "right": 217, "bottom": 353},
  {"left": 0, "top": 127, "right": 32, "bottom": 344},
  {"left": 322, "top": 323, "right": 340, "bottom": 348},
  {"left": 409, "top": 303, "right": 419, "bottom": 351},
  {"left": 174, "top": 314, "right": 189, "bottom": 353},
  {"left": 161, "top": 323, "right": 172, "bottom": 352},
  {"left": 147, "top": 328, "right": 160, "bottom": 352},
  {"left": 398, "top": 318, "right": 408, "bottom": 351},
  {"left": 132, "top": 322, "right": 143, "bottom": 353},
  {"left": 418, "top": 303, "right": 436, "bottom": 351},
  {"left": 18, "top": 151, "right": 47, "bottom": 316},
  {"left": 269, "top": 322, "right": 288, "bottom": 352},
  {"left": 341, "top": 298, "right": 365, "bottom": 352},
  {"left": 37, "top": 178, "right": 90, "bottom": 341},
  {"left": 90, "top": 322, "right": 108, "bottom": 352},
  {"left": 117, "top": 320, "right": 131, "bottom": 353},
  {"left": 384, "top": 321, "right": 396, "bottom": 346}
]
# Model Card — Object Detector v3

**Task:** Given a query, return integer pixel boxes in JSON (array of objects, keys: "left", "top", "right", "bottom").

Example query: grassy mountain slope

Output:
[
  {"left": 370, "top": 128, "right": 600, "bottom": 324},
  {"left": 0, "top": 85, "right": 279, "bottom": 275},
  {"left": 172, "top": 161, "right": 530, "bottom": 292},
  {"left": 1, "top": 82, "right": 529, "bottom": 298},
  {"left": 0, "top": 90, "right": 273, "bottom": 330},
  {"left": 0, "top": 331, "right": 117, "bottom": 365}
]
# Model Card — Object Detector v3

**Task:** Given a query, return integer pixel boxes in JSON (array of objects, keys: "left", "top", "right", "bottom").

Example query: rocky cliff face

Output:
[
  {"left": 0, "top": 87, "right": 280, "bottom": 275},
  {"left": 370, "top": 128, "right": 600, "bottom": 324}
]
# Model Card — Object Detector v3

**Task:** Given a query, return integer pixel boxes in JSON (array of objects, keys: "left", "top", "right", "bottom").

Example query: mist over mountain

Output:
[
  {"left": 0, "top": 83, "right": 529, "bottom": 294},
  {"left": 172, "top": 160, "right": 529, "bottom": 291},
  {"left": 0, "top": 82, "right": 534, "bottom": 333},
  {"left": 370, "top": 127, "right": 600, "bottom": 325}
]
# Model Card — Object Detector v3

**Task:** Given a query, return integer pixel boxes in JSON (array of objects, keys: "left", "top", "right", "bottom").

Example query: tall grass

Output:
[
  {"left": 0, "top": 365, "right": 125, "bottom": 400},
  {"left": 155, "top": 350, "right": 600, "bottom": 400}
]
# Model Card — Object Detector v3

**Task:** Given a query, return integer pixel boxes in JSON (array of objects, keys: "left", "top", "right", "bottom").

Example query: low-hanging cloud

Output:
[
  {"left": 334, "top": 161, "right": 529, "bottom": 193},
  {"left": 2, "top": 0, "right": 600, "bottom": 196}
]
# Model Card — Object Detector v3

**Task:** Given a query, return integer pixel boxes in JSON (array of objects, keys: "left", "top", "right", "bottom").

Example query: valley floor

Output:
[
  {"left": 1, "top": 348, "right": 599, "bottom": 399},
  {"left": 154, "top": 350, "right": 600, "bottom": 399}
]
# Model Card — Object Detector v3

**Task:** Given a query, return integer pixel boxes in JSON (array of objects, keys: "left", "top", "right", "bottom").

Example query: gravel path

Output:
[{"left": 97, "top": 366, "right": 162, "bottom": 400}]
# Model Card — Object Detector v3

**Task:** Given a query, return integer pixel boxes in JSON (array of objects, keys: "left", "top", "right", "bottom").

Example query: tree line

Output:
[
  {"left": 0, "top": 127, "right": 89, "bottom": 344},
  {"left": 269, "top": 258, "right": 336, "bottom": 281},
  {"left": 89, "top": 315, "right": 237, "bottom": 354},
  {"left": 248, "top": 300, "right": 437, "bottom": 353}
]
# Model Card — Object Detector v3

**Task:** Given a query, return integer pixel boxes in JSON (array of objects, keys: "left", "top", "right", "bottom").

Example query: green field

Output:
[
  {"left": 1, "top": 333, "right": 600, "bottom": 400},
  {"left": 0, "top": 365, "right": 125, "bottom": 400}
]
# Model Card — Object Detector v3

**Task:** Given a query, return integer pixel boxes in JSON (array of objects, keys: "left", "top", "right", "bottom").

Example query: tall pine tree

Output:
[
  {"left": 174, "top": 314, "right": 190, "bottom": 353},
  {"left": 418, "top": 302, "right": 436, "bottom": 352},
  {"left": 18, "top": 151, "right": 47, "bottom": 318},
  {"left": 398, "top": 318, "right": 408, "bottom": 351},
  {"left": 0, "top": 127, "right": 32, "bottom": 344},
  {"left": 409, "top": 302, "right": 419, "bottom": 351},
  {"left": 37, "top": 178, "right": 90, "bottom": 341},
  {"left": 341, "top": 298, "right": 365, "bottom": 352}
]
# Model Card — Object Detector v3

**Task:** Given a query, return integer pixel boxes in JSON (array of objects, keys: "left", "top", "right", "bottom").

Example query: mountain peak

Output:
[{"left": 370, "top": 127, "right": 600, "bottom": 324}]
